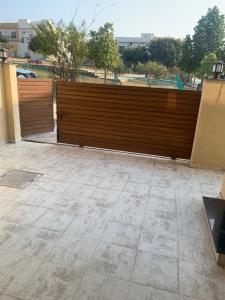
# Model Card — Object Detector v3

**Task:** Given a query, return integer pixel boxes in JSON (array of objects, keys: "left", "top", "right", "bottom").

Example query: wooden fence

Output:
[
  {"left": 56, "top": 82, "right": 201, "bottom": 159},
  {"left": 18, "top": 79, "right": 54, "bottom": 137}
]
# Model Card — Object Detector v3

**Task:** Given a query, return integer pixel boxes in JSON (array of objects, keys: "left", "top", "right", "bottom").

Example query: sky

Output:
[{"left": 1, "top": 0, "right": 225, "bottom": 38}]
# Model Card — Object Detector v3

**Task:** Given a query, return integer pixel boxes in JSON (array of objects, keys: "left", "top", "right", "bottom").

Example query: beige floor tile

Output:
[
  {"left": 111, "top": 205, "right": 145, "bottom": 226},
  {"left": 180, "top": 297, "right": 200, "bottom": 300},
  {"left": 150, "top": 186, "right": 176, "bottom": 199},
  {"left": 101, "top": 221, "right": 140, "bottom": 249},
  {"left": 178, "top": 234, "right": 215, "bottom": 266},
  {"left": 99, "top": 173, "right": 129, "bottom": 191},
  {"left": 11, "top": 227, "right": 61, "bottom": 258},
  {"left": 177, "top": 210, "right": 209, "bottom": 239},
  {"left": 124, "top": 182, "right": 150, "bottom": 196},
  {"left": 126, "top": 283, "right": 154, "bottom": 300},
  {"left": 76, "top": 174, "right": 103, "bottom": 186},
  {"left": 24, "top": 190, "right": 60, "bottom": 207},
  {"left": 179, "top": 260, "right": 225, "bottom": 300},
  {"left": 2, "top": 205, "right": 46, "bottom": 226},
  {"left": 118, "top": 191, "right": 148, "bottom": 205},
  {"left": 138, "top": 226, "right": 177, "bottom": 258},
  {"left": 74, "top": 271, "right": 129, "bottom": 300},
  {"left": 127, "top": 283, "right": 179, "bottom": 300},
  {"left": 35, "top": 209, "right": 75, "bottom": 232},
  {"left": 48, "top": 235, "right": 97, "bottom": 270},
  {"left": 42, "top": 196, "right": 83, "bottom": 214},
  {"left": 111, "top": 192, "right": 147, "bottom": 226},
  {"left": 0, "top": 222, "right": 29, "bottom": 250},
  {"left": 89, "top": 242, "right": 136, "bottom": 281},
  {"left": 33, "top": 178, "right": 71, "bottom": 195},
  {"left": 0, "top": 200, "right": 20, "bottom": 220},
  {"left": 65, "top": 211, "right": 111, "bottom": 241},
  {"left": 90, "top": 188, "right": 121, "bottom": 207},
  {"left": 147, "top": 195, "right": 177, "bottom": 213},
  {"left": 150, "top": 288, "right": 180, "bottom": 300},
  {"left": 20, "top": 261, "right": 83, "bottom": 300},
  {"left": 143, "top": 210, "right": 177, "bottom": 238},
  {"left": 64, "top": 183, "right": 96, "bottom": 199},
  {"left": 0, "top": 294, "right": 23, "bottom": 300},
  {"left": 0, "top": 251, "right": 42, "bottom": 298},
  {"left": 150, "top": 176, "right": 172, "bottom": 188},
  {"left": 132, "top": 251, "right": 179, "bottom": 293}
]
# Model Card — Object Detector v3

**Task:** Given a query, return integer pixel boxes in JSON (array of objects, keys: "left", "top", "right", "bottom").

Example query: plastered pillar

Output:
[
  {"left": 2, "top": 64, "right": 21, "bottom": 143},
  {"left": 191, "top": 80, "right": 225, "bottom": 170},
  {"left": 0, "top": 64, "right": 8, "bottom": 144}
]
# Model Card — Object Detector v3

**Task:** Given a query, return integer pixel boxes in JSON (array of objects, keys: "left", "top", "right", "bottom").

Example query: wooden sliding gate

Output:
[
  {"left": 18, "top": 79, "right": 54, "bottom": 137},
  {"left": 56, "top": 82, "right": 201, "bottom": 159}
]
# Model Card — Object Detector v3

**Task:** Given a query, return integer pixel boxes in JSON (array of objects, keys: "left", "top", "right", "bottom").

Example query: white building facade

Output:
[
  {"left": 0, "top": 19, "right": 48, "bottom": 58},
  {"left": 116, "top": 33, "right": 155, "bottom": 49}
]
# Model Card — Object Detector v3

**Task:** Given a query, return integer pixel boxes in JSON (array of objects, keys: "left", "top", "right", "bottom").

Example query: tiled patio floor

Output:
[
  {"left": 24, "top": 131, "right": 57, "bottom": 144},
  {"left": 0, "top": 141, "right": 224, "bottom": 300}
]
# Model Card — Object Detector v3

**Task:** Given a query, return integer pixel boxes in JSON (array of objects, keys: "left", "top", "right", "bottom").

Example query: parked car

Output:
[{"left": 16, "top": 68, "right": 37, "bottom": 78}]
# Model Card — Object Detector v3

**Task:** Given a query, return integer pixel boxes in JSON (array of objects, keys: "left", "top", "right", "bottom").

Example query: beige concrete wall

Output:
[
  {"left": 0, "top": 64, "right": 8, "bottom": 144},
  {"left": 191, "top": 80, "right": 225, "bottom": 170}
]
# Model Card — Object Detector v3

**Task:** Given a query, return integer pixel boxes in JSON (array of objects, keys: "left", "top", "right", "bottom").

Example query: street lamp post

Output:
[
  {"left": 0, "top": 43, "right": 8, "bottom": 63},
  {"left": 212, "top": 61, "right": 224, "bottom": 79}
]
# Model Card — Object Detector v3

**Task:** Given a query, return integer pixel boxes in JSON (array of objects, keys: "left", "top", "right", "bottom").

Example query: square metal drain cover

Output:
[{"left": 0, "top": 169, "right": 42, "bottom": 189}]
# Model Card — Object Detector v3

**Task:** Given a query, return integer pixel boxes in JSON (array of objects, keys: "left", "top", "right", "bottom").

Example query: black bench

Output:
[{"left": 203, "top": 197, "right": 225, "bottom": 266}]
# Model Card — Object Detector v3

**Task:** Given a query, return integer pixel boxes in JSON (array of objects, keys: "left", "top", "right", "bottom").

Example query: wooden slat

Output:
[
  {"left": 56, "top": 82, "right": 201, "bottom": 159},
  {"left": 18, "top": 79, "right": 54, "bottom": 137}
]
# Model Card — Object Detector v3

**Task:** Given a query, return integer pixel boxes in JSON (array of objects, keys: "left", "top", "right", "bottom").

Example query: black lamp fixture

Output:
[
  {"left": 0, "top": 43, "right": 8, "bottom": 63},
  {"left": 212, "top": 61, "right": 224, "bottom": 79}
]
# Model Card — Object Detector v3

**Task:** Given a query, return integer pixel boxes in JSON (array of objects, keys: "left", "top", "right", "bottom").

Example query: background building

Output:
[
  {"left": 0, "top": 19, "right": 48, "bottom": 58},
  {"left": 116, "top": 33, "right": 155, "bottom": 49}
]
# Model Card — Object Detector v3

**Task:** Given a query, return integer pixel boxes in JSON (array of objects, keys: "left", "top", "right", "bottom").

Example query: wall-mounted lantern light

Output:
[
  {"left": 212, "top": 61, "right": 224, "bottom": 79},
  {"left": 0, "top": 43, "right": 8, "bottom": 63}
]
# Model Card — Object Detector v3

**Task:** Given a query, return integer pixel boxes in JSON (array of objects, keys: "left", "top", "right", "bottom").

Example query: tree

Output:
[
  {"left": 179, "top": 35, "right": 196, "bottom": 85},
  {"left": 137, "top": 61, "right": 168, "bottom": 79},
  {"left": 120, "top": 46, "right": 150, "bottom": 70},
  {"left": 29, "top": 21, "right": 87, "bottom": 81},
  {"left": 195, "top": 53, "right": 217, "bottom": 79},
  {"left": 64, "top": 22, "right": 87, "bottom": 78},
  {"left": 112, "top": 59, "right": 125, "bottom": 78},
  {"left": 216, "top": 42, "right": 225, "bottom": 61},
  {"left": 0, "top": 33, "right": 17, "bottom": 57},
  {"left": 149, "top": 37, "right": 183, "bottom": 68},
  {"left": 193, "top": 6, "right": 225, "bottom": 67},
  {"left": 179, "top": 35, "right": 195, "bottom": 74},
  {"left": 88, "top": 23, "right": 121, "bottom": 83},
  {"left": 29, "top": 21, "right": 61, "bottom": 57}
]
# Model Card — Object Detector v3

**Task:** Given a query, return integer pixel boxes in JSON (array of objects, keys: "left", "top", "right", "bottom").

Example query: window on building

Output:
[{"left": 11, "top": 32, "right": 16, "bottom": 39}]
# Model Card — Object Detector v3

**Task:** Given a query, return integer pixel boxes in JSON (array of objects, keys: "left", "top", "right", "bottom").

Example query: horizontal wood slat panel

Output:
[
  {"left": 56, "top": 81, "right": 201, "bottom": 96},
  {"left": 57, "top": 89, "right": 201, "bottom": 103},
  {"left": 58, "top": 120, "right": 195, "bottom": 141},
  {"left": 18, "top": 79, "right": 54, "bottom": 137},
  {"left": 58, "top": 114, "right": 197, "bottom": 132},
  {"left": 57, "top": 100, "right": 199, "bottom": 115},
  {"left": 56, "top": 82, "right": 201, "bottom": 159},
  {"left": 58, "top": 107, "right": 198, "bottom": 123}
]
